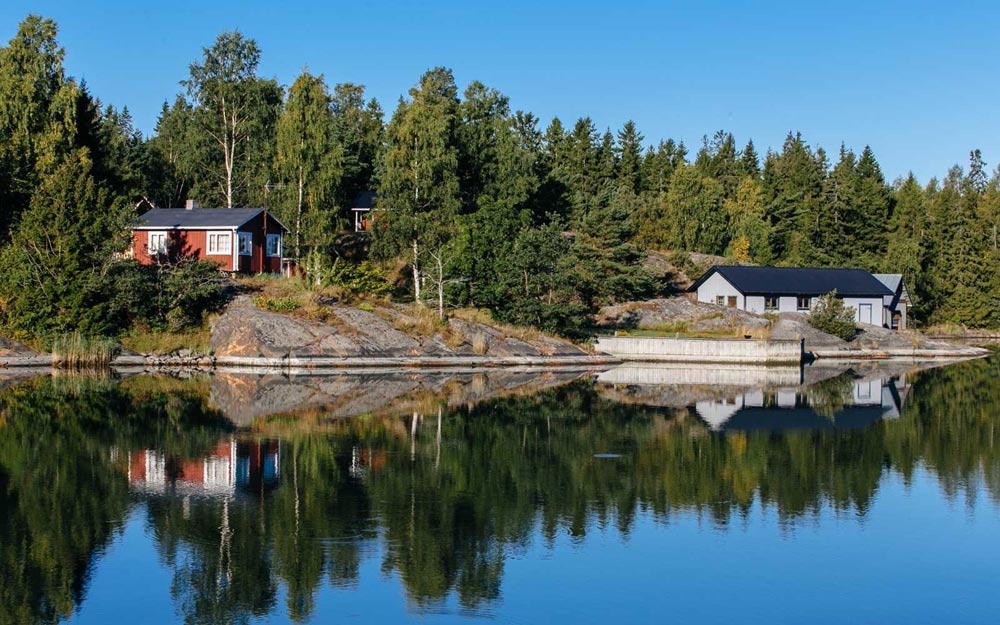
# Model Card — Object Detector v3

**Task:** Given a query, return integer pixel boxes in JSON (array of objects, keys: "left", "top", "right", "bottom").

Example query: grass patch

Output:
[
  {"left": 50, "top": 332, "right": 119, "bottom": 368},
  {"left": 253, "top": 295, "right": 301, "bottom": 312},
  {"left": 122, "top": 323, "right": 211, "bottom": 355}
]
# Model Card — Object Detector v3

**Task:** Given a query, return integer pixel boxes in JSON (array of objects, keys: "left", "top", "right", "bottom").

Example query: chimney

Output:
[{"left": 185, "top": 199, "right": 199, "bottom": 210}]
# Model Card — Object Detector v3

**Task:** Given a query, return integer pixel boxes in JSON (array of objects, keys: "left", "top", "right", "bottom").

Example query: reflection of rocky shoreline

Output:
[{"left": 209, "top": 367, "right": 600, "bottom": 426}]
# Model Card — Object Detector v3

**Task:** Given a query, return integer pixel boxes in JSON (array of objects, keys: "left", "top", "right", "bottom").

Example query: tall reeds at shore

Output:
[{"left": 50, "top": 333, "right": 119, "bottom": 368}]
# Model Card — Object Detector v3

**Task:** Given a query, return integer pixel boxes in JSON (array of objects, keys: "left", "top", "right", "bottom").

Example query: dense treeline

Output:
[{"left": 1, "top": 15, "right": 998, "bottom": 341}]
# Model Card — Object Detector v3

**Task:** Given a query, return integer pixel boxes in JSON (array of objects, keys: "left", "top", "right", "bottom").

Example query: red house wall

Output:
[
  {"left": 131, "top": 229, "right": 234, "bottom": 271},
  {"left": 132, "top": 214, "right": 284, "bottom": 274}
]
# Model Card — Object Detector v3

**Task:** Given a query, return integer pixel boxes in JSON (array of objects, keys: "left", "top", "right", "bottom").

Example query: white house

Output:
[
  {"left": 873, "top": 273, "right": 911, "bottom": 330},
  {"left": 689, "top": 265, "right": 898, "bottom": 327}
]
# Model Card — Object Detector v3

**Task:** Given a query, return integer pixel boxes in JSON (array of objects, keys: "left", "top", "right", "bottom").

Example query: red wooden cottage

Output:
[{"left": 131, "top": 203, "right": 288, "bottom": 273}]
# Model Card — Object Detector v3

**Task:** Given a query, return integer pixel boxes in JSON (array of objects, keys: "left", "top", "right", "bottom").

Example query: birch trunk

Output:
[
  {"left": 295, "top": 166, "right": 304, "bottom": 258},
  {"left": 412, "top": 239, "right": 422, "bottom": 303},
  {"left": 436, "top": 251, "right": 445, "bottom": 320}
]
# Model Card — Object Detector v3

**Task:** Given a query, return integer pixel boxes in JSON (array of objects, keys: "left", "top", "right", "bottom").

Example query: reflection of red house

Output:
[
  {"left": 130, "top": 202, "right": 288, "bottom": 274},
  {"left": 127, "top": 439, "right": 280, "bottom": 497}
]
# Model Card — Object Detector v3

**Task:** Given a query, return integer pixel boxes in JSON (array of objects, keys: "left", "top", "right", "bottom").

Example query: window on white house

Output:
[
  {"left": 266, "top": 234, "right": 281, "bottom": 257},
  {"left": 207, "top": 232, "right": 232, "bottom": 255},
  {"left": 238, "top": 232, "right": 253, "bottom": 256},
  {"left": 796, "top": 296, "right": 811, "bottom": 310},
  {"left": 148, "top": 231, "right": 167, "bottom": 255},
  {"left": 715, "top": 295, "right": 725, "bottom": 306},
  {"left": 764, "top": 296, "right": 779, "bottom": 311}
]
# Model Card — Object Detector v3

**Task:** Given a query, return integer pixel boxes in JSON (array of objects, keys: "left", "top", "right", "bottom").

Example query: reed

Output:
[{"left": 50, "top": 332, "right": 119, "bottom": 368}]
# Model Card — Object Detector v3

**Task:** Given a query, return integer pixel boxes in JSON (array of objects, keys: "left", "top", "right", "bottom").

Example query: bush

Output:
[
  {"left": 323, "top": 260, "right": 392, "bottom": 296},
  {"left": 808, "top": 291, "right": 857, "bottom": 341}
]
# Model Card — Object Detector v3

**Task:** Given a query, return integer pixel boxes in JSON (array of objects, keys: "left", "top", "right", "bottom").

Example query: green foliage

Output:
[
  {"left": 808, "top": 291, "right": 858, "bottom": 341},
  {"left": 274, "top": 71, "right": 343, "bottom": 258},
  {"left": 323, "top": 260, "right": 392, "bottom": 296},
  {"left": 253, "top": 295, "right": 301, "bottom": 312}
]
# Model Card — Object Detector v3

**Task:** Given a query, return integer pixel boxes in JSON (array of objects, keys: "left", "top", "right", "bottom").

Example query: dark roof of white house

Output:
[
  {"left": 133, "top": 208, "right": 288, "bottom": 231},
  {"left": 351, "top": 191, "right": 377, "bottom": 210},
  {"left": 690, "top": 265, "right": 893, "bottom": 298}
]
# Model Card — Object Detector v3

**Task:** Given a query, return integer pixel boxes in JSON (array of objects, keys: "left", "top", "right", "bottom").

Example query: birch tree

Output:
[
  {"left": 274, "top": 71, "right": 342, "bottom": 259},
  {"left": 184, "top": 31, "right": 280, "bottom": 207},
  {"left": 375, "top": 67, "right": 461, "bottom": 308}
]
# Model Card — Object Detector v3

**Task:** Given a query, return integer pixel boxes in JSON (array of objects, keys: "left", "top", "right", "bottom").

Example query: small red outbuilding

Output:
[{"left": 131, "top": 205, "right": 288, "bottom": 273}]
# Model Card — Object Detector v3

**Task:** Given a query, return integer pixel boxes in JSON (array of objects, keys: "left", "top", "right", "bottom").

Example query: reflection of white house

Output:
[
  {"left": 694, "top": 377, "right": 906, "bottom": 431},
  {"left": 690, "top": 266, "right": 906, "bottom": 329}
]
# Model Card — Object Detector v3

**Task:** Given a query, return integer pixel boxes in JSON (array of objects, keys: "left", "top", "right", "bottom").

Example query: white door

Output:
[{"left": 859, "top": 303, "right": 872, "bottom": 325}]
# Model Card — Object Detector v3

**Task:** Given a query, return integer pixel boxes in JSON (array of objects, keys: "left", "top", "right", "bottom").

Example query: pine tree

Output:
[{"left": 884, "top": 173, "right": 928, "bottom": 317}]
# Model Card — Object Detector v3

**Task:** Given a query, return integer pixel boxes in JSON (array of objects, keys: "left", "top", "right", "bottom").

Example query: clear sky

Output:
[{"left": 3, "top": 0, "right": 998, "bottom": 183}]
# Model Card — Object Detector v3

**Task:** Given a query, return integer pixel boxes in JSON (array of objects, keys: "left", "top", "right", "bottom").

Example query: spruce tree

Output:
[{"left": 616, "top": 121, "right": 644, "bottom": 193}]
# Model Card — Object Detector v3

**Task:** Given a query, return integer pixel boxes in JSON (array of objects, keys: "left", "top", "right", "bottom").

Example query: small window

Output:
[
  {"left": 797, "top": 296, "right": 811, "bottom": 311},
  {"left": 148, "top": 231, "right": 167, "bottom": 255},
  {"left": 266, "top": 234, "right": 281, "bottom": 257},
  {"left": 207, "top": 232, "right": 232, "bottom": 255},
  {"left": 764, "top": 296, "right": 779, "bottom": 311},
  {"left": 715, "top": 295, "right": 725, "bottom": 306},
  {"left": 238, "top": 232, "right": 253, "bottom": 256}
]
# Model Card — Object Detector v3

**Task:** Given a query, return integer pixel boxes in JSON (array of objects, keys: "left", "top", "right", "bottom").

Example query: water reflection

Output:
[
  {"left": 0, "top": 357, "right": 998, "bottom": 624},
  {"left": 123, "top": 440, "right": 280, "bottom": 498}
]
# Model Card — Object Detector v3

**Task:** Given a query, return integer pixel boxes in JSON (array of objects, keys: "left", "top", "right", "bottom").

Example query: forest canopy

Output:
[{"left": 1, "top": 14, "right": 999, "bottom": 342}]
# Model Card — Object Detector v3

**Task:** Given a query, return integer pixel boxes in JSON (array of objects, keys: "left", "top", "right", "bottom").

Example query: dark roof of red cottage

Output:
[
  {"left": 689, "top": 265, "right": 893, "bottom": 298},
  {"left": 133, "top": 208, "right": 288, "bottom": 231}
]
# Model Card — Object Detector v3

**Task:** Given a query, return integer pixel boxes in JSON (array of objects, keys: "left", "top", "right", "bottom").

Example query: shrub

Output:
[
  {"left": 808, "top": 291, "right": 857, "bottom": 341},
  {"left": 323, "top": 261, "right": 392, "bottom": 296}
]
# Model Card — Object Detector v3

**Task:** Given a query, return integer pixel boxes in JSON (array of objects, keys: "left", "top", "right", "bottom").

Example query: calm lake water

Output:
[{"left": 2, "top": 356, "right": 999, "bottom": 624}]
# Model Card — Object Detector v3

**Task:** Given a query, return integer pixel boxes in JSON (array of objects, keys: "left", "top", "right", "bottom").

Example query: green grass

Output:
[
  {"left": 121, "top": 323, "right": 211, "bottom": 355},
  {"left": 50, "top": 332, "right": 119, "bottom": 368}
]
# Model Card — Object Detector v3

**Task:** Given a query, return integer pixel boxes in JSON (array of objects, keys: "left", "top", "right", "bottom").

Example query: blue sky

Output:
[{"left": 3, "top": 0, "right": 998, "bottom": 182}]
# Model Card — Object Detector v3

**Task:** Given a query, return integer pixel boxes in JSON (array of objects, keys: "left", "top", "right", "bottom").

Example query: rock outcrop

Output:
[
  {"left": 210, "top": 297, "right": 595, "bottom": 364},
  {"left": 0, "top": 336, "right": 50, "bottom": 367}
]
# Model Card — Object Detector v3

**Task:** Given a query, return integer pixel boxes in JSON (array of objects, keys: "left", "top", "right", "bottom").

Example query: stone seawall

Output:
[{"left": 593, "top": 336, "right": 804, "bottom": 364}]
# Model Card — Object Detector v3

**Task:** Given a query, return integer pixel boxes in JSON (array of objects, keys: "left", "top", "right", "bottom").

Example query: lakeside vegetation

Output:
[{"left": 1, "top": 14, "right": 999, "bottom": 345}]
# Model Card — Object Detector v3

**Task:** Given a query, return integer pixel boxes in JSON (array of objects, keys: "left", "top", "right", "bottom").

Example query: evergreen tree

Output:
[
  {"left": 615, "top": 120, "right": 644, "bottom": 193},
  {"left": 884, "top": 173, "right": 928, "bottom": 317},
  {"left": 0, "top": 15, "right": 75, "bottom": 239},
  {"left": 0, "top": 149, "right": 131, "bottom": 339},
  {"left": 762, "top": 132, "right": 826, "bottom": 263},
  {"left": 331, "top": 83, "right": 384, "bottom": 207},
  {"left": 740, "top": 139, "right": 761, "bottom": 178}
]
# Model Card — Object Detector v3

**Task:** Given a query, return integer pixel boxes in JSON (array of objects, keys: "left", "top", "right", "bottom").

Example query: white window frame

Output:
[
  {"left": 796, "top": 296, "right": 811, "bottom": 311},
  {"left": 238, "top": 231, "right": 253, "bottom": 257},
  {"left": 207, "top": 231, "right": 232, "bottom": 255},
  {"left": 266, "top": 233, "right": 282, "bottom": 258},
  {"left": 148, "top": 231, "right": 167, "bottom": 255},
  {"left": 764, "top": 296, "right": 779, "bottom": 311},
  {"left": 715, "top": 295, "right": 725, "bottom": 306}
]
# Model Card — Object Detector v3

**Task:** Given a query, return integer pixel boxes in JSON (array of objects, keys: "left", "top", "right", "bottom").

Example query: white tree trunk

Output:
[
  {"left": 295, "top": 167, "right": 304, "bottom": 258},
  {"left": 436, "top": 251, "right": 445, "bottom": 320},
  {"left": 412, "top": 239, "right": 422, "bottom": 303}
]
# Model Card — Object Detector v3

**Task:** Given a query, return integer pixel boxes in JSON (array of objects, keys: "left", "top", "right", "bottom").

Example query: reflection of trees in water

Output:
[
  {"left": 2, "top": 358, "right": 1000, "bottom": 623},
  {"left": 0, "top": 375, "right": 232, "bottom": 625}
]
